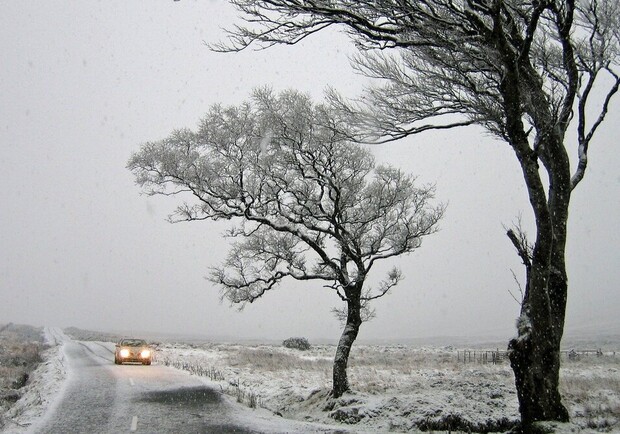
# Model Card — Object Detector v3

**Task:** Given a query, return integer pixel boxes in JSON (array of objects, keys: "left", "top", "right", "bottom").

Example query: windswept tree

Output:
[
  {"left": 128, "top": 89, "right": 444, "bottom": 398},
  {"left": 213, "top": 0, "right": 620, "bottom": 427}
]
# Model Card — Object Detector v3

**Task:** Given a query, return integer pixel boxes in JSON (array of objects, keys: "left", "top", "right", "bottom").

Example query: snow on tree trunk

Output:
[
  {"left": 508, "top": 187, "right": 570, "bottom": 427},
  {"left": 509, "top": 323, "right": 568, "bottom": 427}
]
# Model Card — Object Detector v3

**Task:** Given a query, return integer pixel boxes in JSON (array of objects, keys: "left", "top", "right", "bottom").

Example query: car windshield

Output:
[{"left": 121, "top": 339, "right": 146, "bottom": 347}]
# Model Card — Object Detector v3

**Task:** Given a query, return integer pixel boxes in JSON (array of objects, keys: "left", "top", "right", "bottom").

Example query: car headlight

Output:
[
  {"left": 120, "top": 349, "right": 130, "bottom": 358},
  {"left": 140, "top": 350, "right": 151, "bottom": 358}
]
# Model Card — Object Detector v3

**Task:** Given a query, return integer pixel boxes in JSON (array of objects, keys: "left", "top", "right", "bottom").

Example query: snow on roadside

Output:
[{"left": 1, "top": 328, "right": 68, "bottom": 433}]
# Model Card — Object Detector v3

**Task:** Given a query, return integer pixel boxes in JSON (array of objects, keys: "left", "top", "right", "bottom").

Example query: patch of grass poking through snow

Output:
[
  {"left": 157, "top": 351, "right": 265, "bottom": 409},
  {"left": 226, "top": 347, "right": 331, "bottom": 371},
  {"left": 158, "top": 357, "right": 226, "bottom": 381},
  {"left": 560, "top": 357, "right": 620, "bottom": 431},
  {"left": 0, "top": 323, "right": 46, "bottom": 428},
  {"left": 231, "top": 385, "right": 261, "bottom": 409},
  {"left": 322, "top": 390, "right": 519, "bottom": 432},
  {"left": 416, "top": 412, "right": 516, "bottom": 433}
]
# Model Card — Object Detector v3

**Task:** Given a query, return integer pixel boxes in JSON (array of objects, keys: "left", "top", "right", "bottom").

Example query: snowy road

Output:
[
  {"left": 27, "top": 330, "right": 346, "bottom": 433},
  {"left": 34, "top": 339, "right": 257, "bottom": 433}
]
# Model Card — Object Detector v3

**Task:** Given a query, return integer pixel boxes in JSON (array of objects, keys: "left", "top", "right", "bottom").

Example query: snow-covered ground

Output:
[
  {"left": 154, "top": 342, "right": 620, "bottom": 433},
  {"left": 3, "top": 329, "right": 620, "bottom": 433},
  {"left": 155, "top": 343, "right": 518, "bottom": 432},
  {"left": 1, "top": 328, "right": 69, "bottom": 432}
]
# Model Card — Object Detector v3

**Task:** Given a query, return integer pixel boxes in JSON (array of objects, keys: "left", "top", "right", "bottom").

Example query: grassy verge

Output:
[{"left": 0, "top": 323, "right": 45, "bottom": 429}]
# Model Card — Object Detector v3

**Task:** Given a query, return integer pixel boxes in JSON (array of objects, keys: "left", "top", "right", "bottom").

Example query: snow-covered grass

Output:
[
  {"left": 0, "top": 344, "right": 66, "bottom": 432},
  {"left": 560, "top": 356, "right": 620, "bottom": 431},
  {"left": 156, "top": 342, "right": 520, "bottom": 432},
  {"left": 155, "top": 342, "right": 620, "bottom": 433},
  {"left": 0, "top": 324, "right": 61, "bottom": 432}
]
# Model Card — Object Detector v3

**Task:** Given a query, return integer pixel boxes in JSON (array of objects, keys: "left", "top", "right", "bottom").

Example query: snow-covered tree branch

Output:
[{"left": 128, "top": 87, "right": 444, "bottom": 397}]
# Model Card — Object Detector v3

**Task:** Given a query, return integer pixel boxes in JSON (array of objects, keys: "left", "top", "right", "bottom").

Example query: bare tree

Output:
[
  {"left": 213, "top": 0, "right": 620, "bottom": 427},
  {"left": 128, "top": 88, "right": 444, "bottom": 398}
]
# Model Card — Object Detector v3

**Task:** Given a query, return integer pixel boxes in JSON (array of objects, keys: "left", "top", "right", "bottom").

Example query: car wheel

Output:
[{"left": 143, "top": 361, "right": 151, "bottom": 366}]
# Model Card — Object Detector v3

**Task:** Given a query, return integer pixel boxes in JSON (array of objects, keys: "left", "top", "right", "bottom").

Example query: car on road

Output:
[{"left": 114, "top": 338, "right": 152, "bottom": 365}]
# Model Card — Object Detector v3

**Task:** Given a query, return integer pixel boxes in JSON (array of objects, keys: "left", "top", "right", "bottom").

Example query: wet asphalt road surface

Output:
[{"left": 33, "top": 340, "right": 262, "bottom": 433}]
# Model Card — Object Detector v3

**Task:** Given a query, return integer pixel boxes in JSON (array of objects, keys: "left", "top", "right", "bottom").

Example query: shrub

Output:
[
  {"left": 282, "top": 337, "right": 311, "bottom": 351},
  {"left": 0, "top": 324, "right": 45, "bottom": 422}
]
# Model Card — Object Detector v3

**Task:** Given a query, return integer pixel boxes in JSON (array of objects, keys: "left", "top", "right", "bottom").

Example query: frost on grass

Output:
[
  {"left": 0, "top": 325, "right": 67, "bottom": 432},
  {"left": 156, "top": 343, "right": 522, "bottom": 432},
  {"left": 155, "top": 342, "right": 620, "bottom": 433},
  {"left": 1, "top": 344, "right": 67, "bottom": 432}
]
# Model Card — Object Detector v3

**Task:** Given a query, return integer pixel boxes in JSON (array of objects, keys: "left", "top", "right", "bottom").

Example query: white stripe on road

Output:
[
  {"left": 130, "top": 416, "right": 138, "bottom": 432},
  {"left": 129, "top": 378, "right": 135, "bottom": 386}
]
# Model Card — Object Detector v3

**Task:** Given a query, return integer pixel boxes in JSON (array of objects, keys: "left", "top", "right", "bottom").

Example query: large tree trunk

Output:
[
  {"left": 332, "top": 293, "right": 362, "bottom": 398},
  {"left": 508, "top": 152, "right": 571, "bottom": 428},
  {"left": 499, "top": 45, "right": 574, "bottom": 421},
  {"left": 509, "top": 300, "right": 569, "bottom": 428}
]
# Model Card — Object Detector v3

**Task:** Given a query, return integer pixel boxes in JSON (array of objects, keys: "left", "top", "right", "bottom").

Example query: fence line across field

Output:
[
  {"left": 457, "top": 348, "right": 616, "bottom": 364},
  {"left": 457, "top": 349, "right": 508, "bottom": 364}
]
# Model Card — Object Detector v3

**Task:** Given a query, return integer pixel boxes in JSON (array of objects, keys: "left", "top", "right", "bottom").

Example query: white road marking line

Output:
[
  {"left": 129, "top": 378, "right": 135, "bottom": 386},
  {"left": 130, "top": 416, "right": 138, "bottom": 431}
]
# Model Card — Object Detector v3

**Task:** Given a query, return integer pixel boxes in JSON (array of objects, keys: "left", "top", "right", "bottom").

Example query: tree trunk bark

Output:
[
  {"left": 332, "top": 293, "right": 362, "bottom": 398},
  {"left": 508, "top": 165, "right": 571, "bottom": 428},
  {"left": 509, "top": 318, "right": 569, "bottom": 428}
]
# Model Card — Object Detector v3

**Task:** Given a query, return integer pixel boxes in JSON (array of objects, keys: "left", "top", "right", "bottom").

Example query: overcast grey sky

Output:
[{"left": 2, "top": 1, "right": 619, "bottom": 343}]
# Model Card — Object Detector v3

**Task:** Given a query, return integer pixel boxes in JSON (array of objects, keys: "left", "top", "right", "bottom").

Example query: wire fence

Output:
[
  {"left": 457, "top": 348, "right": 618, "bottom": 364},
  {"left": 457, "top": 349, "right": 508, "bottom": 364}
]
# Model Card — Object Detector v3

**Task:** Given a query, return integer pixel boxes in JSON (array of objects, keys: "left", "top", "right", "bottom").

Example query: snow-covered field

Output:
[
  {"left": 3, "top": 328, "right": 620, "bottom": 433},
  {"left": 156, "top": 343, "right": 519, "bottom": 432},
  {"left": 153, "top": 342, "right": 620, "bottom": 433}
]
